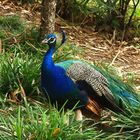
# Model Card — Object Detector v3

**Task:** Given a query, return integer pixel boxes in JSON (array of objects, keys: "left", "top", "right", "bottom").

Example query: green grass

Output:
[
  {"left": 0, "top": 97, "right": 103, "bottom": 140},
  {"left": 0, "top": 15, "right": 140, "bottom": 140},
  {"left": 0, "top": 15, "right": 25, "bottom": 36},
  {"left": 0, "top": 97, "right": 140, "bottom": 139},
  {"left": 0, "top": 53, "right": 40, "bottom": 96}
]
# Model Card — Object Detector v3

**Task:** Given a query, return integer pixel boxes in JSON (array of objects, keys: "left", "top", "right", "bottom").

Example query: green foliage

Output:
[
  {"left": 0, "top": 17, "right": 44, "bottom": 96},
  {"left": 57, "top": 0, "right": 92, "bottom": 23},
  {"left": 0, "top": 15, "right": 25, "bottom": 33},
  {"left": 0, "top": 97, "right": 140, "bottom": 139},
  {"left": 0, "top": 15, "right": 25, "bottom": 39},
  {"left": 57, "top": 0, "right": 140, "bottom": 34},
  {"left": 0, "top": 99, "right": 103, "bottom": 140},
  {"left": 15, "top": 106, "right": 23, "bottom": 140},
  {"left": 103, "top": 104, "right": 140, "bottom": 139},
  {"left": 0, "top": 53, "right": 40, "bottom": 96}
]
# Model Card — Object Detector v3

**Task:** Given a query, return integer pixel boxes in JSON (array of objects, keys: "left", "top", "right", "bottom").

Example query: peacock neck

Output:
[{"left": 42, "top": 46, "right": 55, "bottom": 71}]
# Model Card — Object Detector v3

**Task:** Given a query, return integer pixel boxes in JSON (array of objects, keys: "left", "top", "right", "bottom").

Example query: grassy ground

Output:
[{"left": 0, "top": 14, "right": 140, "bottom": 140}]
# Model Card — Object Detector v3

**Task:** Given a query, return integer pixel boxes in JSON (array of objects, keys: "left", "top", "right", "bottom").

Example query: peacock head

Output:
[
  {"left": 42, "top": 30, "right": 66, "bottom": 48},
  {"left": 42, "top": 34, "right": 57, "bottom": 47}
]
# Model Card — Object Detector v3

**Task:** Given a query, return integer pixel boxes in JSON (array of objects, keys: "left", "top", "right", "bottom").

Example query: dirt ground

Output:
[{"left": 0, "top": 1, "right": 140, "bottom": 90}]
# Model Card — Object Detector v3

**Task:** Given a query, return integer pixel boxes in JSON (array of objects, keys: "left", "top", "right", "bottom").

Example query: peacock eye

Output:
[
  {"left": 49, "top": 38, "right": 55, "bottom": 42},
  {"left": 49, "top": 37, "right": 56, "bottom": 43}
]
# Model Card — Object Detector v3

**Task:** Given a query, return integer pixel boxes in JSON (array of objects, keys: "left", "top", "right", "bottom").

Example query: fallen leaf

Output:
[{"left": 52, "top": 128, "right": 61, "bottom": 137}]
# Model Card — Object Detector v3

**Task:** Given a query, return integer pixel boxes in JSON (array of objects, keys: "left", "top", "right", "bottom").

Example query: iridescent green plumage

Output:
[{"left": 57, "top": 60, "right": 139, "bottom": 109}]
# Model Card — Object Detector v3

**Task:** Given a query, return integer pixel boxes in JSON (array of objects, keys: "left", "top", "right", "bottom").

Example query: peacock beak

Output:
[{"left": 41, "top": 38, "right": 50, "bottom": 44}]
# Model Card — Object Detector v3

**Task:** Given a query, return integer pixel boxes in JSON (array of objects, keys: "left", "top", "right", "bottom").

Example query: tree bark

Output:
[{"left": 39, "top": 0, "right": 57, "bottom": 39}]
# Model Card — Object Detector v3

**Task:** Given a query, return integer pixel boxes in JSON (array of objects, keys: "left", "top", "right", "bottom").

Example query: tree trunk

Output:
[{"left": 39, "top": 0, "right": 57, "bottom": 39}]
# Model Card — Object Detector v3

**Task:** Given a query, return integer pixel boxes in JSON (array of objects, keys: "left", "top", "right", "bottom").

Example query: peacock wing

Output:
[{"left": 66, "top": 62, "right": 118, "bottom": 107}]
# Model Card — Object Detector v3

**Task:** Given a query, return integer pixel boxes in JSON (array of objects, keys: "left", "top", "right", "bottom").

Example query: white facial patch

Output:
[{"left": 49, "top": 37, "right": 56, "bottom": 44}]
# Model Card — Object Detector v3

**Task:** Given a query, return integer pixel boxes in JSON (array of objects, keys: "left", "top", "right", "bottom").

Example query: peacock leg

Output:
[{"left": 75, "top": 109, "right": 83, "bottom": 132}]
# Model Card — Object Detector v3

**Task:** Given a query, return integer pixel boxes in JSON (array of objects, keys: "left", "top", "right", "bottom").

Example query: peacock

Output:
[{"left": 41, "top": 31, "right": 139, "bottom": 122}]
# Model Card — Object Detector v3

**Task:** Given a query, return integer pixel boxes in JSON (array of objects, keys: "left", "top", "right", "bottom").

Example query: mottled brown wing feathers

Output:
[{"left": 67, "top": 63, "right": 116, "bottom": 106}]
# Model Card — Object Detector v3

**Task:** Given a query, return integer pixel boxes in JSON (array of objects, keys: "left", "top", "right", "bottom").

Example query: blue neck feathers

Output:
[{"left": 42, "top": 46, "right": 55, "bottom": 71}]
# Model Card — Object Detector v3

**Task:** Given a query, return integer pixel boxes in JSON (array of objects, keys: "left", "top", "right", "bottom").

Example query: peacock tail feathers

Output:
[
  {"left": 56, "top": 60, "right": 139, "bottom": 108},
  {"left": 92, "top": 64, "right": 139, "bottom": 106}
]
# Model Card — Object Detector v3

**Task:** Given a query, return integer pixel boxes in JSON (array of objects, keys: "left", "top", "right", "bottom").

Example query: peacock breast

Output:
[{"left": 41, "top": 65, "right": 76, "bottom": 100}]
